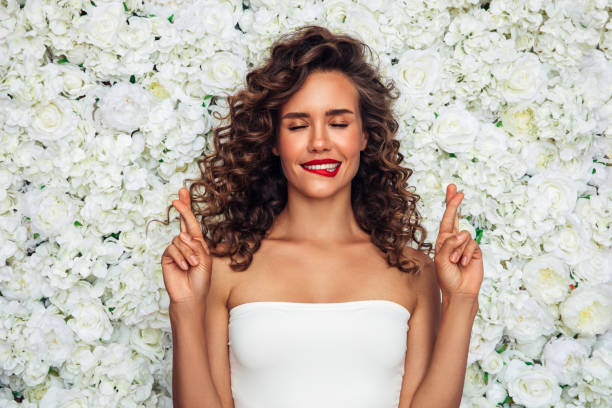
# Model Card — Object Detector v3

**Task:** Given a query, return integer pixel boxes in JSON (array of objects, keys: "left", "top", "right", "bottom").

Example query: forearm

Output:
[
  {"left": 410, "top": 294, "right": 478, "bottom": 408},
  {"left": 170, "top": 301, "right": 222, "bottom": 408}
]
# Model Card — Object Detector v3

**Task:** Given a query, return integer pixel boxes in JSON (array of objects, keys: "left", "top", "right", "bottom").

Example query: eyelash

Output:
[{"left": 288, "top": 124, "right": 348, "bottom": 131}]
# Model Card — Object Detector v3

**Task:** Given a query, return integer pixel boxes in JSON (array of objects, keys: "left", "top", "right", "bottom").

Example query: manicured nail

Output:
[
  {"left": 188, "top": 255, "right": 199, "bottom": 266},
  {"left": 452, "top": 252, "right": 459, "bottom": 262},
  {"left": 462, "top": 257, "right": 468, "bottom": 265},
  {"left": 180, "top": 260, "right": 189, "bottom": 269}
]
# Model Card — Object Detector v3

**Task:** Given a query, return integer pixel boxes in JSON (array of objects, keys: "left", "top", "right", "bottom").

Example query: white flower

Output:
[
  {"left": 560, "top": 284, "right": 612, "bottom": 336},
  {"left": 572, "top": 245, "right": 612, "bottom": 284},
  {"left": 522, "top": 254, "right": 571, "bottom": 304},
  {"left": 542, "top": 337, "right": 589, "bottom": 385},
  {"left": 395, "top": 49, "right": 441, "bottom": 97},
  {"left": 123, "top": 165, "right": 148, "bottom": 191},
  {"left": 80, "top": 2, "right": 125, "bottom": 50},
  {"left": 431, "top": 106, "right": 479, "bottom": 153},
  {"left": 526, "top": 170, "right": 579, "bottom": 222},
  {"left": 480, "top": 351, "right": 505, "bottom": 375},
  {"left": 493, "top": 52, "right": 546, "bottom": 104},
  {"left": 577, "top": 50, "right": 612, "bottom": 111},
  {"left": 199, "top": 51, "right": 247, "bottom": 94},
  {"left": 39, "top": 386, "right": 89, "bottom": 408},
  {"left": 97, "top": 82, "right": 152, "bottom": 133},
  {"left": 474, "top": 122, "right": 510, "bottom": 159},
  {"left": 28, "top": 98, "right": 79, "bottom": 142},
  {"left": 463, "top": 362, "right": 487, "bottom": 397},
  {"left": 118, "top": 16, "right": 153, "bottom": 51},
  {"left": 504, "top": 359, "right": 561, "bottom": 408},
  {"left": 67, "top": 300, "right": 113, "bottom": 344},
  {"left": 500, "top": 104, "right": 537, "bottom": 140},
  {"left": 20, "top": 186, "right": 78, "bottom": 237},
  {"left": 503, "top": 291, "right": 555, "bottom": 342},
  {"left": 129, "top": 327, "right": 164, "bottom": 362}
]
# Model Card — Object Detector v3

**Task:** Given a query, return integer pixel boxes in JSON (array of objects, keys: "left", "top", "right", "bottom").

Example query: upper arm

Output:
[
  {"left": 205, "top": 251, "right": 235, "bottom": 408},
  {"left": 397, "top": 252, "right": 441, "bottom": 408}
]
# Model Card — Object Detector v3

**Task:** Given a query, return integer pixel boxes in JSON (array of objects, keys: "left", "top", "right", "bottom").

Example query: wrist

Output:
[{"left": 441, "top": 292, "right": 479, "bottom": 316}]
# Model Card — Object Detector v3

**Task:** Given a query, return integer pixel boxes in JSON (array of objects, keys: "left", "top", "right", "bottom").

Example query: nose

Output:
[{"left": 308, "top": 122, "right": 332, "bottom": 152}]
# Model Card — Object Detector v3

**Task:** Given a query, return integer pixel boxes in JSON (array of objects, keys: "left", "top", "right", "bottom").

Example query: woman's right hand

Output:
[{"left": 161, "top": 187, "right": 212, "bottom": 305}]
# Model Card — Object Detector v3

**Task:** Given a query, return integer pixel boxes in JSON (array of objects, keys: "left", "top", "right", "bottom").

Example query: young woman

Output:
[{"left": 159, "top": 25, "right": 483, "bottom": 408}]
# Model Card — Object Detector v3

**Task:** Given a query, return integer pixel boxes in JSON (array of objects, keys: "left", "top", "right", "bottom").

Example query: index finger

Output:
[
  {"left": 172, "top": 188, "right": 203, "bottom": 239},
  {"left": 440, "top": 184, "right": 463, "bottom": 234}
]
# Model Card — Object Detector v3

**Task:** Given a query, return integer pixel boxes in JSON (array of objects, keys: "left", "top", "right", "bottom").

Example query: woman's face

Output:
[{"left": 273, "top": 69, "right": 368, "bottom": 198}]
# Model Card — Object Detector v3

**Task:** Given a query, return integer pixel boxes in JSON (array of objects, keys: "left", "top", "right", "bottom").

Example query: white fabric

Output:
[{"left": 228, "top": 300, "right": 411, "bottom": 408}]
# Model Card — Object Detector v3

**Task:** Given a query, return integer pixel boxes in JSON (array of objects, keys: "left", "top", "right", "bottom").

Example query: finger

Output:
[
  {"left": 179, "top": 230, "right": 210, "bottom": 258},
  {"left": 172, "top": 198, "right": 202, "bottom": 240},
  {"left": 179, "top": 213, "right": 186, "bottom": 233},
  {"left": 173, "top": 236, "right": 200, "bottom": 266},
  {"left": 446, "top": 183, "right": 456, "bottom": 204},
  {"left": 165, "top": 243, "right": 190, "bottom": 270},
  {"left": 440, "top": 188, "right": 463, "bottom": 235},
  {"left": 458, "top": 239, "right": 479, "bottom": 266},
  {"left": 440, "top": 231, "right": 469, "bottom": 261},
  {"left": 450, "top": 232, "right": 471, "bottom": 263}
]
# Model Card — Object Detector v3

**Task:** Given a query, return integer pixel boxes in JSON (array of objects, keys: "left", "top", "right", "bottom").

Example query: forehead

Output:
[{"left": 280, "top": 70, "right": 359, "bottom": 115}]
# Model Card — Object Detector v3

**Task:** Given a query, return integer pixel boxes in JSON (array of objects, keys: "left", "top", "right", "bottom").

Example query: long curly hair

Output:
[{"left": 148, "top": 24, "right": 433, "bottom": 274}]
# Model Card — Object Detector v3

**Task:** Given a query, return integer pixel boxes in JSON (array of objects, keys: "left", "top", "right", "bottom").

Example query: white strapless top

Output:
[{"left": 228, "top": 300, "right": 411, "bottom": 408}]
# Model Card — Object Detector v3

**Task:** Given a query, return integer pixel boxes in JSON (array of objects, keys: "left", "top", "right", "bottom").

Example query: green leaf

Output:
[
  {"left": 109, "top": 307, "right": 115, "bottom": 312},
  {"left": 342, "top": 15, "right": 346, "bottom": 23},
  {"left": 91, "top": 0, "right": 96, "bottom": 6},
  {"left": 149, "top": 13, "right": 156, "bottom": 17},
  {"left": 471, "top": 157, "right": 477, "bottom": 162},
  {"left": 203, "top": 94, "right": 213, "bottom": 101},
  {"left": 74, "top": 220, "right": 83, "bottom": 227},
  {"left": 496, "top": 121, "right": 502, "bottom": 127},
  {"left": 57, "top": 58, "right": 69, "bottom": 64},
  {"left": 449, "top": 153, "right": 456, "bottom": 158},
  {"left": 524, "top": 361, "right": 533, "bottom": 365},
  {"left": 484, "top": 371, "right": 488, "bottom": 385},
  {"left": 580, "top": 23, "right": 587, "bottom": 28},
  {"left": 475, "top": 228, "right": 483, "bottom": 244},
  {"left": 434, "top": 112, "right": 438, "bottom": 118},
  {"left": 159, "top": 159, "right": 164, "bottom": 162},
  {"left": 33, "top": 233, "right": 40, "bottom": 239},
  {"left": 41, "top": 185, "right": 46, "bottom": 189},
  {"left": 123, "top": 2, "right": 128, "bottom": 11},
  {"left": 130, "top": 75, "right": 135, "bottom": 83},
  {"left": 168, "top": 14, "right": 174, "bottom": 23},
  {"left": 495, "top": 343, "right": 507, "bottom": 353}
]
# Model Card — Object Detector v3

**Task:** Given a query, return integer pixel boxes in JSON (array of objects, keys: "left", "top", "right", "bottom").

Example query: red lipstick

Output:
[{"left": 300, "top": 159, "right": 341, "bottom": 177}]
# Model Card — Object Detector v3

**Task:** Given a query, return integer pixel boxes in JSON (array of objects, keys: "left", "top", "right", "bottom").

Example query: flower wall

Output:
[{"left": 0, "top": 0, "right": 611, "bottom": 407}]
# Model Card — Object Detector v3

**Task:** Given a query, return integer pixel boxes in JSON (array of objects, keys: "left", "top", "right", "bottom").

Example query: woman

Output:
[{"left": 159, "top": 25, "right": 483, "bottom": 408}]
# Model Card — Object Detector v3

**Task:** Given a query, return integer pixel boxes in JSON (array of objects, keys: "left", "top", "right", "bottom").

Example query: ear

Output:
[
  {"left": 272, "top": 144, "right": 279, "bottom": 156},
  {"left": 360, "top": 131, "right": 368, "bottom": 151}
]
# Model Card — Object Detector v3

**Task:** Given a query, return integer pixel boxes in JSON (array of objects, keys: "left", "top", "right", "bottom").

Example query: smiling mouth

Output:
[{"left": 300, "top": 162, "right": 341, "bottom": 177}]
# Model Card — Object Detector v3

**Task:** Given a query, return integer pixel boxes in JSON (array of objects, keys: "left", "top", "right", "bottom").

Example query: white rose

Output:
[
  {"left": 395, "top": 49, "right": 441, "bottom": 97},
  {"left": 516, "top": 335, "right": 547, "bottom": 360},
  {"left": 521, "top": 140, "right": 559, "bottom": 176},
  {"left": 474, "top": 122, "right": 510, "bottom": 159},
  {"left": 58, "top": 65, "right": 91, "bottom": 97},
  {"left": 97, "top": 82, "right": 152, "bottom": 133},
  {"left": 578, "top": 50, "right": 612, "bottom": 110},
  {"left": 560, "top": 284, "right": 612, "bottom": 336},
  {"left": 522, "top": 254, "right": 571, "bottom": 304},
  {"left": 504, "top": 359, "right": 561, "bottom": 408},
  {"left": 480, "top": 351, "right": 505, "bottom": 375},
  {"left": 542, "top": 215, "right": 591, "bottom": 265},
  {"left": 26, "top": 305, "right": 75, "bottom": 367},
  {"left": 542, "top": 337, "right": 589, "bottom": 385},
  {"left": 503, "top": 291, "right": 555, "bottom": 342},
  {"left": 21, "top": 186, "right": 78, "bottom": 236},
  {"left": 500, "top": 104, "right": 537, "bottom": 140},
  {"left": 81, "top": 2, "right": 125, "bottom": 50},
  {"left": 493, "top": 52, "right": 546, "bottom": 104},
  {"left": 572, "top": 245, "right": 611, "bottom": 284},
  {"left": 28, "top": 98, "right": 78, "bottom": 142},
  {"left": 463, "top": 362, "right": 487, "bottom": 397},
  {"left": 432, "top": 106, "right": 479, "bottom": 153},
  {"left": 67, "top": 300, "right": 113, "bottom": 344},
  {"left": 123, "top": 165, "right": 148, "bottom": 191},
  {"left": 199, "top": 51, "right": 247, "bottom": 94},
  {"left": 485, "top": 382, "right": 508, "bottom": 406},
  {"left": 129, "top": 327, "right": 164, "bottom": 362},
  {"left": 526, "top": 170, "right": 579, "bottom": 222},
  {"left": 118, "top": 16, "right": 153, "bottom": 50}
]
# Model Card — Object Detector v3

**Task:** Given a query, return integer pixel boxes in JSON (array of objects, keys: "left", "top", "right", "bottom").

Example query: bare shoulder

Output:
[
  {"left": 402, "top": 246, "right": 438, "bottom": 302},
  {"left": 207, "top": 242, "right": 237, "bottom": 310}
]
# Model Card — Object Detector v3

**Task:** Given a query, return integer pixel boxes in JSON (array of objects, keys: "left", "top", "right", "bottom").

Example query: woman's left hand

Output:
[{"left": 433, "top": 184, "right": 484, "bottom": 299}]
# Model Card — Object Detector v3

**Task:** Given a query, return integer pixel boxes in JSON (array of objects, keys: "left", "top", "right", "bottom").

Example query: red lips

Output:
[{"left": 301, "top": 158, "right": 340, "bottom": 166}]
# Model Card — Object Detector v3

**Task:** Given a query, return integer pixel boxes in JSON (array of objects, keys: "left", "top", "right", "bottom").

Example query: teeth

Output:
[{"left": 303, "top": 163, "right": 340, "bottom": 171}]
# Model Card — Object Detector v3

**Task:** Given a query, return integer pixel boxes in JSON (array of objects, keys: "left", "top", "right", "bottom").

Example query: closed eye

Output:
[{"left": 288, "top": 124, "right": 348, "bottom": 131}]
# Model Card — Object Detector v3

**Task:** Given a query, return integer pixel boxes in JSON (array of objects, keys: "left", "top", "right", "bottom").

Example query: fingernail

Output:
[
  {"left": 462, "top": 257, "right": 468, "bottom": 265},
  {"left": 188, "top": 255, "right": 199, "bottom": 266},
  {"left": 180, "top": 260, "right": 189, "bottom": 269},
  {"left": 452, "top": 252, "right": 459, "bottom": 262}
]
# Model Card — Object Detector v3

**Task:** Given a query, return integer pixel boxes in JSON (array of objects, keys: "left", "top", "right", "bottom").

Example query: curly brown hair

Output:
[{"left": 148, "top": 24, "right": 433, "bottom": 274}]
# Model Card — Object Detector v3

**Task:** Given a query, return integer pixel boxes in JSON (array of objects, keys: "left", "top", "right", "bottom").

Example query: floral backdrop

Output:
[{"left": 0, "top": 0, "right": 611, "bottom": 406}]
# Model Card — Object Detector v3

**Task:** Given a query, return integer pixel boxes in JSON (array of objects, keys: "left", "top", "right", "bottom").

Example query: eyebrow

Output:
[{"left": 281, "top": 108, "right": 354, "bottom": 120}]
